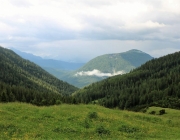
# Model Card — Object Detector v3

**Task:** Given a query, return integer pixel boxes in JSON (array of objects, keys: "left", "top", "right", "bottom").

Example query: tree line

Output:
[{"left": 0, "top": 81, "right": 78, "bottom": 106}]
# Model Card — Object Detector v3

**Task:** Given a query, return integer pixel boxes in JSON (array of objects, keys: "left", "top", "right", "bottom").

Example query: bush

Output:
[
  {"left": 96, "top": 126, "right": 110, "bottom": 135},
  {"left": 88, "top": 111, "right": 98, "bottom": 119},
  {"left": 142, "top": 109, "right": 147, "bottom": 113},
  {"left": 159, "top": 109, "right": 166, "bottom": 115},
  {"left": 83, "top": 119, "right": 90, "bottom": 128},
  {"left": 118, "top": 125, "right": 139, "bottom": 133},
  {"left": 56, "top": 100, "right": 62, "bottom": 105},
  {"left": 149, "top": 111, "right": 156, "bottom": 115}
]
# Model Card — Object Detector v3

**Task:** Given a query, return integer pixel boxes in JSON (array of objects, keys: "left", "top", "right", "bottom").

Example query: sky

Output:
[{"left": 0, "top": 0, "right": 180, "bottom": 62}]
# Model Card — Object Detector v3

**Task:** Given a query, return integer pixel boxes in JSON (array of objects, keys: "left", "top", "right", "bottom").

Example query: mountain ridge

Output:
[
  {"left": 74, "top": 50, "right": 180, "bottom": 110},
  {"left": 77, "top": 49, "right": 153, "bottom": 73},
  {"left": 0, "top": 46, "right": 78, "bottom": 105},
  {"left": 11, "top": 48, "right": 85, "bottom": 70}
]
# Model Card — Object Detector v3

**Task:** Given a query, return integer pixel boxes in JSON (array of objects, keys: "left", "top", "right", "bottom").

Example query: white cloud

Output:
[
  {"left": 161, "top": 0, "right": 180, "bottom": 14},
  {"left": 75, "top": 69, "right": 125, "bottom": 77},
  {"left": 0, "top": 0, "right": 180, "bottom": 61},
  {"left": 123, "top": 21, "right": 166, "bottom": 31},
  {"left": 0, "top": 22, "right": 16, "bottom": 34}
]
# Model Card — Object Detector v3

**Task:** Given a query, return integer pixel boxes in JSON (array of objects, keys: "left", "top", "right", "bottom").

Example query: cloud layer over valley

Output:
[{"left": 75, "top": 69, "right": 125, "bottom": 77}]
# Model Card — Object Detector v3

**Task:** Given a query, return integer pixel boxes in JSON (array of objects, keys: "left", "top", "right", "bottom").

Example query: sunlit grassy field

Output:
[{"left": 0, "top": 103, "right": 180, "bottom": 140}]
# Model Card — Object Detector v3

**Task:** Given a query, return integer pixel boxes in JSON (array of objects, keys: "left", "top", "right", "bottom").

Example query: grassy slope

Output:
[{"left": 0, "top": 103, "right": 180, "bottom": 140}]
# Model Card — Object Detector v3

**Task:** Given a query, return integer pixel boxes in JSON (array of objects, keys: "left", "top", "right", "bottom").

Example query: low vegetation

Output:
[{"left": 0, "top": 103, "right": 180, "bottom": 139}]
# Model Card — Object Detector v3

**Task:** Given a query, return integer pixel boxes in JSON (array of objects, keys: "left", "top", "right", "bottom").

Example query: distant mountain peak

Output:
[
  {"left": 77, "top": 49, "right": 153, "bottom": 74},
  {"left": 10, "top": 48, "right": 85, "bottom": 70},
  {"left": 126, "top": 49, "right": 145, "bottom": 53}
]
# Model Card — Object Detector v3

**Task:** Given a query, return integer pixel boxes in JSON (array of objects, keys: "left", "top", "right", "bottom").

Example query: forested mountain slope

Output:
[
  {"left": 0, "top": 46, "right": 78, "bottom": 105},
  {"left": 74, "top": 51, "right": 180, "bottom": 111},
  {"left": 78, "top": 49, "right": 153, "bottom": 73}
]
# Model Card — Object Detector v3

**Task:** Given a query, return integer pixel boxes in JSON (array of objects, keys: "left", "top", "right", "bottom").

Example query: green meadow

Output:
[{"left": 0, "top": 103, "right": 180, "bottom": 140}]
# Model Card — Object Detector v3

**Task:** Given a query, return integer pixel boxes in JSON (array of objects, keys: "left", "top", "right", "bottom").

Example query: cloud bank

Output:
[
  {"left": 0, "top": 0, "right": 180, "bottom": 61},
  {"left": 75, "top": 69, "right": 125, "bottom": 77}
]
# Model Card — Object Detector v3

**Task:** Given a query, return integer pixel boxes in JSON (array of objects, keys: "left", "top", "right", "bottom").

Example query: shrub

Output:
[
  {"left": 118, "top": 125, "right": 139, "bottom": 133},
  {"left": 83, "top": 119, "right": 90, "bottom": 128},
  {"left": 149, "top": 111, "right": 156, "bottom": 115},
  {"left": 96, "top": 126, "right": 110, "bottom": 135},
  {"left": 142, "top": 109, "right": 147, "bottom": 113},
  {"left": 159, "top": 109, "right": 166, "bottom": 115},
  {"left": 88, "top": 111, "right": 98, "bottom": 119},
  {"left": 56, "top": 100, "right": 62, "bottom": 105}
]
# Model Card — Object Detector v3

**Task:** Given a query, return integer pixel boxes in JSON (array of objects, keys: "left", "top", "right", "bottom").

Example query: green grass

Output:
[{"left": 0, "top": 103, "right": 180, "bottom": 140}]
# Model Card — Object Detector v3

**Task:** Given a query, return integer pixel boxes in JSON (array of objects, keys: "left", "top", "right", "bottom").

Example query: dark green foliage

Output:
[
  {"left": 52, "top": 127, "right": 77, "bottom": 133},
  {"left": 74, "top": 51, "right": 180, "bottom": 110},
  {"left": 142, "top": 108, "right": 147, "bottom": 113},
  {"left": 55, "top": 100, "right": 62, "bottom": 105},
  {"left": 88, "top": 111, "right": 98, "bottom": 119},
  {"left": 83, "top": 119, "right": 91, "bottom": 128},
  {"left": 0, "top": 124, "right": 21, "bottom": 137},
  {"left": 0, "top": 46, "right": 78, "bottom": 105},
  {"left": 159, "top": 109, "right": 166, "bottom": 115},
  {"left": 95, "top": 126, "right": 110, "bottom": 135},
  {"left": 118, "top": 125, "right": 139, "bottom": 133},
  {"left": 149, "top": 111, "right": 156, "bottom": 115}
]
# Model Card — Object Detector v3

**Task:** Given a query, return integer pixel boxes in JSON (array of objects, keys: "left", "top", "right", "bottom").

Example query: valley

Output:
[
  {"left": 0, "top": 46, "right": 180, "bottom": 139},
  {"left": 14, "top": 49, "right": 153, "bottom": 88},
  {"left": 1, "top": 1, "right": 180, "bottom": 139}
]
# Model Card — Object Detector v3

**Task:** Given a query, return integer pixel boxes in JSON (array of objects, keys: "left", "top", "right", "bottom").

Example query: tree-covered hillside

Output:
[
  {"left": 74, "top": 51, "right": 180, "bottom": 111},
  {"left": 78, "top": 49, "right": 153, "bottom": 73},
  {"left": 0, "top": 46, "right": 78, "bottom": 105}
]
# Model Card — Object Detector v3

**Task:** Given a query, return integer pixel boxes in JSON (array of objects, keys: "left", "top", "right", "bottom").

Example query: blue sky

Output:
[{"left": 0, "top": 0, "right": 180, "bottom": 62}]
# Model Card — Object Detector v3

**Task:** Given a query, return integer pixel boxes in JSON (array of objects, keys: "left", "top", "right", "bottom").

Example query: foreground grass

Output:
[{"left": 0, "top": 103, "right": 180, "bottom": 140}]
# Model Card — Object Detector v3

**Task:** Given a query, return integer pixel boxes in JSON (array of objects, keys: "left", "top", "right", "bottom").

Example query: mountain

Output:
[
  {"left": 73, "top": 51, "right": 180, "bottom": 111},
  {"left": 77, "top": 49, "right": 153, "bottom": 73},
  {"left": 12, "top": 48, "right": 85, "bottom": 70},
  {"left": 51, "top": 49, "right": 153, "bottom": 88},
  {"left": 0, "top": 46, "right": 78, "bottom": 105}
]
